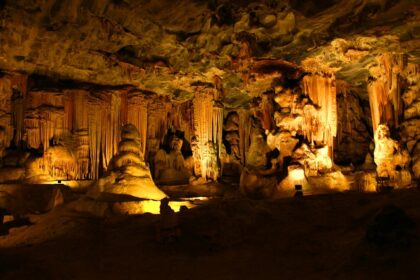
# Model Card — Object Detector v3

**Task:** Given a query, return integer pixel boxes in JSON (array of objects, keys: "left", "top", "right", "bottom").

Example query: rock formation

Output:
[
  {"left": 154, "top": 130, "right": 192, "bottom": 185},
  {"left": 374, "top": 124, "right": 411, "bottom": 188},
  {"left": 88, "top": 124, "right": 166, "bottom": 201},
  {"left": 240, "top": 128, "right": 278, "bottom": 198},
  {"left": 222, "top": 111, "right": 242, "bottom": 176},
  {"left": 0, "top": 0, "right": 418, "bottom": 197}
]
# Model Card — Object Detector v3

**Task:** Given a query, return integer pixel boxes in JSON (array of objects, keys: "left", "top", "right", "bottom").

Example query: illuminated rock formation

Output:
[
  {"left": 302, "top": 74, "right": 337, "bottom": 148},
  {"left": 368, "top": 54, "right": 419, "bottom": 180},
  {"left": 368, "top": 53, "right": 406, "bottom": 133},
  {"left": 240, "top": 129, "right": 279, "bottom": 199},
  {"left": 154, "top": 130, "right": 192, "bottom": 185},
  {"left": 266, "top": 130, "right": 299, "bottom": 163},
  {"left": 374, "top": 124, "right": 411, "bottom": 187},
  {"left": 88, "top": 124, "right": 166, "bottom": 201},
  {"left": 192, "top": 91, "right": 224, "bottom": 181},
  {"left": 204, "top": 141, "right": 220, "bottom": 182},
  {"left": 0, "top": 0, "right": 418, "bottom": 199},
  {"left": 292, "top": 144, "right": 333, "bottom": 177}
]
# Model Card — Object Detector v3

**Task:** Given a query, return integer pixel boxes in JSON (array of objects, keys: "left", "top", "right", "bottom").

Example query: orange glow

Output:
[
  {"left": 179, "top": 196, "right": 209, "bottom": 201},
  {"left": 290, "top": 168, "right": 305, "bottom": 182},
  {"left": 128, "top": 200, "right": 195, "bottom": 215}
]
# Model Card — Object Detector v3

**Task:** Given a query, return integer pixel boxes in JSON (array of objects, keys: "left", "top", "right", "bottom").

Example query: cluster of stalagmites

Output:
[
  {"left": 238, "top": 74, "right": 341, "bottom": 197},
  {"left": 88, "top": 124, "right": 166, "bottom": 201}
]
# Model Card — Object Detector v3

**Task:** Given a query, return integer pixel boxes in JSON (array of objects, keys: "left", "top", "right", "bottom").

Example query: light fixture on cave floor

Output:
[
  {"left": 294, "top": 184, "right": 303, "bottom": 197},
  {"left": 290, "top": 167, "right": 305, "bottom": 196}
]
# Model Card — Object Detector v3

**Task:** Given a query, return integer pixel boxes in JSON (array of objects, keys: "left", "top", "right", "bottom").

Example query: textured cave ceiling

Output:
[{"left": 0, "top": 0, "right": 419, "bottom": 103}]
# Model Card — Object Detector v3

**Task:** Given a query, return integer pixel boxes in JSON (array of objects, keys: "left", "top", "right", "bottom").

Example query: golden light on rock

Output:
[
  {"left": 0, "top": 0, "right": 417, "bottom": 225},
  {"left": 290, "top": 168, "right": 305, "bottom": 182},
  {"left": 0, "top": 1, "right": 419, "bottom": 278}
]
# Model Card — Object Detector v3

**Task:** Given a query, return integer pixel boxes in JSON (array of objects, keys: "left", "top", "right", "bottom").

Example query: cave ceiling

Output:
[{"left": 0, "top": 0, "right": 419, "bottom": 104}]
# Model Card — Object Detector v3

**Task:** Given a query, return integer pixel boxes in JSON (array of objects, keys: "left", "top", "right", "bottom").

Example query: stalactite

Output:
[
  {"left": 8, "top": 74, "right": 28, "bottom": 147},
  {"left": 260, "top": 94, "right": 274, "bottom": 131},
  {"left": 72, "top": 90, "right": 89, "bottom": 179},
  {"left": 368, "top": 53, "right": 406, "bottom": 133},
  {"left": 23, "top": 91, "right": 66, "bottom": 151},
  {"left": 0, "top": 76, "right": 14, "bottom": 148},
  {"left": 170, "top": 101, "right": 194, "bottom": 143},
  {"left": 238, "top": 109, "right": 250, "bottom": 165},
  {"left": 120, "top": 90, "right": 128, "bottom": 125},
  {"left": 193, "top": 91, "right": 214, "bottom": 178},
  {"left": 74, "top": 130, "right": 89, "bottom": 179},
  {"left": 13, "top": 95, "right": 25, "bottom": 147},
  {"left": 302, "top": 74, "right": 337, "bottom": 148},
  {"left": 63, "top": 92, "right": 73, "bottom": 132},
  {"left": 335, "top": 82, "right": 352, "bottom": 145},
  {"left": 127, "top": 94, "right": 148, "bottom": 156},
  {"left": 88, "top": 93, "right": 106, "bottom": 179},
  {"left": 87, "top": 91, "right": 123, "bottom": 176},
  {"left": 147, "top": 96, "right": 172, "bottom": 144},
  {"left": 110, "top": 92, "right": 121, "bottom": 164},
  {"left": 17, "top": 89, "right": 82, "bottom": 180},
  {"left": 212, "top": 106, "right": 224, "bottom": 159}
]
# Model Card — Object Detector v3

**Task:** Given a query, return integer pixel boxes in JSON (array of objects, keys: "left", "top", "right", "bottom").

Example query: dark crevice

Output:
[
  {"left": 27, "top": 73, "right": 135, "bottom": 92},
  {"left": 289, "top": 0, "right": 341, "bottom": 17},
  {"left": 114, "top": 46, "right": 171, "bottom": 69}
]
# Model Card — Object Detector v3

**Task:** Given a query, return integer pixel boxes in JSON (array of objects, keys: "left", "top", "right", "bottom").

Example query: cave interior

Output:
[{"left": 0, "top": 0, "right": 420, "bottom": 279}]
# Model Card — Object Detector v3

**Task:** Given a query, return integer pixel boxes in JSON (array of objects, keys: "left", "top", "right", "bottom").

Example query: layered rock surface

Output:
[{"left": 0, "top": 0, "right": 418, "bottom": 103}]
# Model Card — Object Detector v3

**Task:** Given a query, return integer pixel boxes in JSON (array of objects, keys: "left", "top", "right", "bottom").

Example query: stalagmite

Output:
[{"left": 88, "top": 124, "right": 167, "bottom": 200}]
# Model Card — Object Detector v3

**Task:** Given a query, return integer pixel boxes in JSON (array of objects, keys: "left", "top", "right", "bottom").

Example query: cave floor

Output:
[{"left": 1, "top": 188, "right": 420, "bottom": 280}]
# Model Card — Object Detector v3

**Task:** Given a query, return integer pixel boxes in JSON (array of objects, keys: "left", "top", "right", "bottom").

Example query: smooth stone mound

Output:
[{"left": 89, "top": 173, "right": 166, "bottom": 201}]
